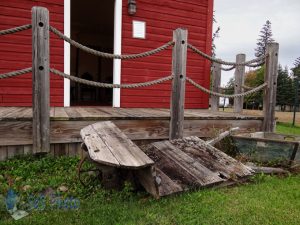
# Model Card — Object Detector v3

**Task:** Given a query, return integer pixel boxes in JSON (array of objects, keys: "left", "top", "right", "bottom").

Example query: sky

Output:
[{"left": 213, "top": 0, "right": 300, "bottom": 86}]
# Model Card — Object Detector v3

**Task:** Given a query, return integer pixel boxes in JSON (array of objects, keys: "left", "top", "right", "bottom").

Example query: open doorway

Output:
[{"left": 70, "top": 0, "right": 114, "bottom": 106}]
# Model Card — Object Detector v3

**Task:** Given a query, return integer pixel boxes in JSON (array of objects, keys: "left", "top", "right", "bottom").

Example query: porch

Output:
[{"left": 0, "top": 106, "right": 263, "bottom": 160}]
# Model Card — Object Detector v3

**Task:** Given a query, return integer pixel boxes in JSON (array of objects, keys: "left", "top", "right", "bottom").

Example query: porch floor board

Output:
[{"left": 0, "top": 107, "right": 263, "bottom": 121}]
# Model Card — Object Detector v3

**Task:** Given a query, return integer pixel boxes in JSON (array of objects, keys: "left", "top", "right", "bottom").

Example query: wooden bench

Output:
[{"left": 80, "top": 121, "right": 159, "bottom": 197}]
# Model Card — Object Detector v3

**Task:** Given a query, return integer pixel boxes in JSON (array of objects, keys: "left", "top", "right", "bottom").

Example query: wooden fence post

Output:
[
  {"left": 32, "top": 7, "right": 50, "bottom": 153},
  {"left": 211, "top": 62, "right": 221, "bottom": 112},
  {"left": 234, "top": 54, "right": 246, "bottom": 113},
  {"left": 169, "top": 28, "right": 188, "bottom": 140},
  {"left": 262, "top": 43, "right": 279, "bottom": 132}
]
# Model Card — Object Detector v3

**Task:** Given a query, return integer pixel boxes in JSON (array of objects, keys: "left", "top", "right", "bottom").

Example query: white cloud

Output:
[{"left": 213, "top": 0, "right": 300, "bottom": 85}]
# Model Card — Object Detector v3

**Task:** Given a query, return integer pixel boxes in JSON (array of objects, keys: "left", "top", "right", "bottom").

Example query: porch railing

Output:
[{"left": 0, "top": 7, "right": 279, "bottom": 153}]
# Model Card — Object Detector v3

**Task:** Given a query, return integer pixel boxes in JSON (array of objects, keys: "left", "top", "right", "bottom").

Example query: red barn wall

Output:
[
  {"left": 121, "top": 0, "right": 213, "bottom": 108},
  {"left": 0, "top": 0, "right": 64, "bottom": 106}
]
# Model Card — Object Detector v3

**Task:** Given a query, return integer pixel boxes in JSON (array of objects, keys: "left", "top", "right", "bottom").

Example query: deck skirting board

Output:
[{"left": 0, "top": 119, "right": 262, "bottom": 146}]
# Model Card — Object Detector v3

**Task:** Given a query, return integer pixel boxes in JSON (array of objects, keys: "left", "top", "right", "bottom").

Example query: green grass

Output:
[
  {"left": 0, "top": 155, "right": 300, "bottom": 225},
  {"left": 276, "top": 122, "right": 300, "bottom": 135}
]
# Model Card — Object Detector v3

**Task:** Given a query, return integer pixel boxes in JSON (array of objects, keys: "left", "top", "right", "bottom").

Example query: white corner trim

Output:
[
  {"left": 63, "top": 0, "right": 71, "bottom": 107},
  {"left": 113, "top": 0, "right": 122, "bottom": 107}
]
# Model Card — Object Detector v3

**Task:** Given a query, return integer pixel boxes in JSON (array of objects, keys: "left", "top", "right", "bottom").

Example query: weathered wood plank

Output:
[
  {"left": 68, "top": 143, "right": 78, "bottom": 156},
  {"left": 54, "top": 107, "right": 69, "bottom": 120},
  {"left": 152, "top": 141, "right": 223, "bottom": 186},
  {"left": 263, "top": 43, "right": 279, "bottom": 132},
  {"left": 64, "top": 107, "right": 82, "bottom": 119},
  {"left": 0, "top": 119, "right": 263, "bottom": 146},
  {"left": 211, "top": 62, "right": 221, "bottom": 112},
  {"left": 0, "top": 146, "right": 7, "bottom": 161},
  {"left": 234, "top": 54, "right": 246, "bottom": 113},
  {"left": 135, "top": 166, "right": 159, "bottom": 199},
  {"left": 91, "top": 121, "right": 154, "bottom": 168},
  {"left": 170, "top": 28, "right": 188, "bottom": 140},
  {"left": 155, "top": 168, "right": 183, "bottom": 197},
  {"left": 32, "top": 6, "right": 50, "bottom": 153},
  {"left": 173, "top": 136, "right": 253, "bottom": 178},
  {"left": 7, "top": 145, "right": 24, "bottom": 159},
  {"left": 81, "top": 124, "right": 120, "bottom": 167}
]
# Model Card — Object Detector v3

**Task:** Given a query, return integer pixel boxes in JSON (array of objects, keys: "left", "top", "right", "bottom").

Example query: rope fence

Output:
[
  {"left": 0, "top": 6, "right": 279, "bottom": 152},
  {"left": 186, "top": 77, "right": 267, "bottom": 98},
  {"left": 0, "top": 23, "right": 269, "bottom": 99},
  {"left": 49, "top": 26, "right": 174, "bottom": 60},
  {"left": 187, "top": 43, "right": 266, "bottom": 67},
  {"left": 0, "top": 67, "right": 32, "bottom": 79},
  {"left": 50, "top": 68, "right": 173, "bottom": 89},
  {"left": 221, "top": 65, "right": 236, "bottom": 71},
  {"left": 0, "top": 24, "right": 31, "bottom": 36}
]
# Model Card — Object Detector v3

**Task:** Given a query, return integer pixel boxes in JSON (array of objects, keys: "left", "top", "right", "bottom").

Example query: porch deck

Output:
[{"left": 0, "top": 107, "right": 263, "bottom": 160}]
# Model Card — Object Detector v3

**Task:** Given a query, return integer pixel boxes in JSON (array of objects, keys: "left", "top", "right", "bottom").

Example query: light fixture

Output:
[{"left": 128, "top": 0, "right": 137, "bottom": 15}]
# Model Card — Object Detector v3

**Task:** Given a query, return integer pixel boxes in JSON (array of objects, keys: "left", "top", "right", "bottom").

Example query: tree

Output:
[
  {"left": 276, "top": 65, "right": 294, "bottom": 111},
  {"left": 255, "top": 20, "right": 275, "bottom": 57},
  {"left": 244, "top": 67, "right": 265, "bottom": 109},
  {"left": 292, "top": 57, "right": 300, "bottom": 79},
  {"left": 211, "top": 11, "right": 220, "bottom": 58}
]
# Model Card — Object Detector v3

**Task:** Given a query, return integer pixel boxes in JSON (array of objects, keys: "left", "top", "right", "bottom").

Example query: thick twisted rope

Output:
[
  {"left": 0, "top": 24, "right": 32, "bottom": 36},
  {"left": 50, "top": 68, "right": 173, "bottom": 88},
  {"left": 186, "top": 77, "right": 267, "bottom": 98},
  {"left": 242, "top": 84, "right": 254, "bottom": 90},
  {"left": 247, "top": 60, "right": 265, "bottom": 68},
  {"left": 0, "top": 67, "right": 32, "bottom": 79},
  {"left": 188, "top": 43, "right": 266, "bottom": 66},
  {"left": 221, "top": 65, "right": 236, "bottom": 71},
  {"left": 50, "top": 26, "right": 173, "bottom": 60}
]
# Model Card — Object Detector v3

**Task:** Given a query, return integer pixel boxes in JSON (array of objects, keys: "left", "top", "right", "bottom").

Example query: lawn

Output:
[
  {"left": 0, "top": 154, "right": 299, "bottom": 225},
  {"left": 0, "top": 122, "right": 299, "bottom": 224}
]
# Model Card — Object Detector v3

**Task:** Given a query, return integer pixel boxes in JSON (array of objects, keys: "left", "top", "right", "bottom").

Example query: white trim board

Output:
[
  {"left": 63, "top": 0, "right": 71, "bottom": 107},
  {"left": 64, "top": 0, "right": 122, "bottom": 107},
  {"left": 113, "top": 0, "right": 122, "bottom": 107}
]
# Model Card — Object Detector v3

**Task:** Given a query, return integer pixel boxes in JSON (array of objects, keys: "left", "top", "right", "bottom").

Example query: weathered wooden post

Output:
[
  {"left": 169, "top": 28, "right": 188, "bottom": 140},
  {"left": 262, "top": 43, "right": 279, "bottom": 132},
  {"left": 234, "top": 54, "right": 246, "bottom": 113},
  {"left": 32, "top": 7, "right": 50, "bottom": 153},
  {"left": 211, "top": 62, "right": 221, "bottom": 112}
]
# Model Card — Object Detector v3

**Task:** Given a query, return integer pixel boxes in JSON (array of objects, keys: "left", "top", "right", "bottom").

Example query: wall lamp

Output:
[{"left": 128, "top": 0, "right": 137, "bottom": 15}]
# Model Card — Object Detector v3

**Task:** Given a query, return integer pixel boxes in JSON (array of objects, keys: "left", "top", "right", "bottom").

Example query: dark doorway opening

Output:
[{"left": 71, "top": 0, "right": 114, "bottom": 106}]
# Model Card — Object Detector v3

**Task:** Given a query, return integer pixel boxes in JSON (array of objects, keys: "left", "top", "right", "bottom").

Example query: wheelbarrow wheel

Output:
[{"left": 77, "top": 155, "right": 102, "bottom": 187}]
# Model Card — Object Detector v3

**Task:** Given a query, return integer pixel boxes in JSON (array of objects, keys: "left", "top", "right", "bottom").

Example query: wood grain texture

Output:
[
  {"left": 170, "top": 28, "right": 188, "bottom": 140},
  {"left": 211, "top": 62, "right": 221, "bottom": 112},
  {"left": 32, "top": 6, "right": 50, "bottom": 153},
  {"left": 263, "top": 43, "right": 279, "bottom": 132},
  {"left": 0, "top": 118, "right": 263, "bottom": 146},
  {"left": 152, "top": 140, "right": 224, "bottom": 186},
  {"left": 81, "top": 121, "right": 154, "bottom": 168},
  {"left": 234, "top": 54, "right": 246, "bottom": 113}
]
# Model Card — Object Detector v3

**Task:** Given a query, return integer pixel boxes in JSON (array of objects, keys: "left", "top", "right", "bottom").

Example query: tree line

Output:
[{"left": 221, "top": 21, "right": 300, "bottom": 111}]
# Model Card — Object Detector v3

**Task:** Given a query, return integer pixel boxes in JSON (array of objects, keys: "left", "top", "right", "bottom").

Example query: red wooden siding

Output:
[
  {"left": 0, "top": 0, "right": 64, "bottom": 106},
  {"left": 121, "top": 0, "right": 213, "bottom": 108}
]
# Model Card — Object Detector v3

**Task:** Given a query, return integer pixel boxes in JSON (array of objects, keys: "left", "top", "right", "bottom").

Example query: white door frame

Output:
[{"left": 63, "top": 0, "right": 122, "bottom": 107}]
